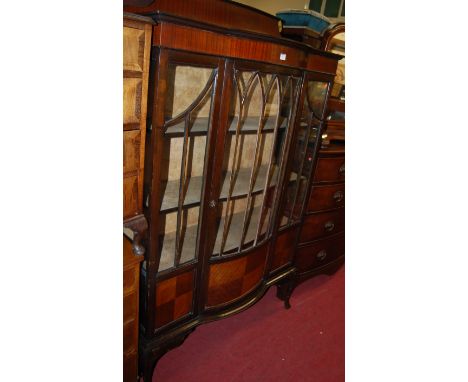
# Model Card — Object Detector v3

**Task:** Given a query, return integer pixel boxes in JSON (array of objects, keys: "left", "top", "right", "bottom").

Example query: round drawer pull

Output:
[
  {"left": 317, "top": 250, "right": 327, "bottom": 261},
  {"left": 339, "top": 163, "right": 345, "bottom": 175},
  {"left": 324, "top": 221, "right": 335, "bottom": 232},
  {"left": 209, "top": 200, "right": 217, "bottom": 208},
  {"left": 333, "top": 190, "right": 344, "bottom": 203}
]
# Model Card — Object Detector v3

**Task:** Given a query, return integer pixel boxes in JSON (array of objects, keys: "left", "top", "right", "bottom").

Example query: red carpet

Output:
[{"left": 153, "top": 266, "right": 344, "bottom": 381}]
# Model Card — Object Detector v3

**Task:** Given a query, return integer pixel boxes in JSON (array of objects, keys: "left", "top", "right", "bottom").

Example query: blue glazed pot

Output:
[{"left": 276, "top": 10, "right": 331, "bottom": 34}]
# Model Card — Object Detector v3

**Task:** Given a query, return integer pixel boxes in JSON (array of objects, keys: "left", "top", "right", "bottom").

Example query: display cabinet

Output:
[{"left": 123, "top": 1, "right": 340, "bottom": 380}]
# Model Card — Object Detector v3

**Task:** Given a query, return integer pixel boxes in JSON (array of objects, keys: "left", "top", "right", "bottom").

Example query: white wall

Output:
[{"left": 235, "top": 0, "right": 308, "bottom": 16}]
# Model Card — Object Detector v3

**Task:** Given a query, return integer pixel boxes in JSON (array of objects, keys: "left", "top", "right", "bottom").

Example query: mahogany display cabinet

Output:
[{"left": 123, "top": 1, "right": 342, "bottom": 380}]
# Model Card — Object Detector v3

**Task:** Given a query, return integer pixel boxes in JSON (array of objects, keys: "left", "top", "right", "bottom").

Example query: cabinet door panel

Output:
[
  {"left": 211, "top": 67, "right": 301, "bottom": 258},
  {"left": 156, "top": 61, "right": 218, "bottom": 273},
  {"left": 278, "top": 78, "right": 331, "bottom": 228}
]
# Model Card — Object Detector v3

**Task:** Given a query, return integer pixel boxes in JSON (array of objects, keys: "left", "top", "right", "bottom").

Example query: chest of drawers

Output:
[
  {"left": 277, "top": 142, "right": 344, "bottom": 305},
  {"left": 299, "top": 143, "right": 344, "bottom": 274}
]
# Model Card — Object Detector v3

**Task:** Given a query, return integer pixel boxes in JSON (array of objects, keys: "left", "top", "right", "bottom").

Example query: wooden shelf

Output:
[
  {"left": 158, "top": 205, "right": 267, "bottom": 272},
  {"left": 160, "top": 164, "right": 279, "bottom": 212},
  {"left": 158, "top": 223, "right": 199, "bottom": 272},
  {"left": 164, "top": 116, "right": 287, "bottom": 136}
]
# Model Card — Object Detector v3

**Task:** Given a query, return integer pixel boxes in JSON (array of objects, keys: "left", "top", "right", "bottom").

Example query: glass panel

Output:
[
  {"left": 309, "top": 0, "right": 323, "bottom": 12},
  {"left": 212, "top": 69, "right": 300, "bottom": 257},
  {"left": 158, "top": 64, "right": 216, "bottom": 272},
  {"left": 279, "top": 80, "right": 329, "bottom": 228},
  {"left": 324, "top": 0, "right": 341, "bottom": 17},
  {"left": 308, "top": 81, "right": 329, "bottom": 119}
]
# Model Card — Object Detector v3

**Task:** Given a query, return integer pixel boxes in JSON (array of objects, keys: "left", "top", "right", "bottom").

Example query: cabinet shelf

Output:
[
  {"left": 158, "top": 205, "right": 266, "bottom": 271},
  {"left": 160, "top": 164, "right": 280, "bottom": 212},
  {"left": 164, "top": 116, "right": 287, "bottom": 136}
]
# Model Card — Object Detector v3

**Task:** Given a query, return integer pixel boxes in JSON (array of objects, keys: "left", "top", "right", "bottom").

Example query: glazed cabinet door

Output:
[
  {"left": 278, "top": 75, "right": 332, "bottom": 228},
  {"left": 203, "top": 61, "right": 302, "bottom": 308},
  {"left": 270, "top": 73, "right": 333, "bottom": 272},
  {"left": 143, "top": 50, "right": 224, "bottom": 331}
]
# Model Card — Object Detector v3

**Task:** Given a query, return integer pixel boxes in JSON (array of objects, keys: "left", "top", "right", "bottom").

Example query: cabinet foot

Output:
[
  {"left": 139, "top": 328, "right": 196, "bottom": 382},
  {"left": 276, "top": 279, "right": 296, "bottom": 310}
]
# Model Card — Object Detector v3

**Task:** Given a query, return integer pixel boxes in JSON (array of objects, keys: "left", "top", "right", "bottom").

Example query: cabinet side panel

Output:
[{"left": 270, "top": 226, "right": 299, "bottom": 272}]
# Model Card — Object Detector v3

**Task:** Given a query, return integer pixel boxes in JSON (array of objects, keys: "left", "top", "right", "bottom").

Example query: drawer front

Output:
[
  {"left": 307, "top": 183, "right": 344, "bottom": 212},
  {"left": 313, "top": 156, "right": 345, "bottom": 183},
  {"left": 300, "top": 209, "right": 344, "bottom": 243},
  {"left": 296, "top": 232, "right": 345, "bottom": 272}
]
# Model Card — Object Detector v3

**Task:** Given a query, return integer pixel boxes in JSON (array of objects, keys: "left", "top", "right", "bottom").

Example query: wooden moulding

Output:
[
  {"left": 151, "top": 21, "right": 339, "bottom": 75},
  {"left": 124, "top": 0, "right": 283, "bottom": 38}
]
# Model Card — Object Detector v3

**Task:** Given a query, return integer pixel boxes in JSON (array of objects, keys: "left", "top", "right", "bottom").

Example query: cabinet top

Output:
[
  {"left": 123, "top": 0, "right": 340, "bottom": 60},
  {"left": 124, "top": 0, "right": 282, "bottom": 38}
]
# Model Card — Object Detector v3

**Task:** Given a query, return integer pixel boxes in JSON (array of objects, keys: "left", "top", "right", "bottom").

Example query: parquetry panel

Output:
[
  {"left": 206, "top": 248, "right": 267, "bottom": 307},
  {"left": 155, "top": 270, "right": 194, "bottom": 328}
]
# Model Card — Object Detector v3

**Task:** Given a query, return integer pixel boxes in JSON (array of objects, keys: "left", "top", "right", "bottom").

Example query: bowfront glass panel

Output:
[
  {"left": 157, "top": 64, "right": 217, "bottom": 272},
  {"left": 279, "top": 79, "right": 330, "bottom": 228},
  {"left": 212, "top": 69, "right": 301, "bottom": 257}
]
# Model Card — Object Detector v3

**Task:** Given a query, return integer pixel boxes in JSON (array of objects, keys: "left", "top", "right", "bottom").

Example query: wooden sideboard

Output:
[{"left": 123, "top": 2, "right": 342, "bottom": 380}]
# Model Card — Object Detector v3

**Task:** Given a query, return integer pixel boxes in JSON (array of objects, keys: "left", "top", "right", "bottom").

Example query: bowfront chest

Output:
[{"left": 123, "top": 2, "right": 342, "bottom": 380}]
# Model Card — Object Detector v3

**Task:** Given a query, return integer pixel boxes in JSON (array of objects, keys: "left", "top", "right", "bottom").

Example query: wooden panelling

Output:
[
  {"left": 123, "top": 266, "right": 138, "bottom": 293},
  {"left": 123, "top": 351, "right": 138, "bottom": 382},
  {"left": 124, "top": 292, "right": 138, "bottom": 324},
  {"left": 299, "top": 209, "right": 344, "bottom": 244},
  {"left": 307, "top": 183, "right": 345, "bottom": 212},
  {"left": 123, "top": 16, "right": 152, "bottom": 382},
  {"left": 123, "top": 25, "right": 146, "bottom": 72},
  {"left": 306, "top": 54, "right": 338, "bottom": 74},
  {"left": 123, "top": 130, "right": 141, "bottom": 174},
  {"left": 206, "top": 246, "right": 267, "bottom": 308},
  {"left": 123, "top": 18, "right": 151, "bottom": 222},
  {"left": 155, "top": 270, "right": 194, "bottom": 328},
  {"left": 313, "top": 156, "right": 345, "bottom": 183},
  {"left": 296, "top": 232, "right": 345, "bottom": 272},
  {"left": 123, "top": 318, "right": 138, "bottom": 353},
  {"left": 123, "top": 175, "right": 139, "bottom": 219},
  {"left": 270, "top": 226, "right": 299, "bottom": 272},
  {"left": 154, "top": 22, "right": 307, "bottom": 70},
  {"left": 123, "top": 78, "right": 143, "bottom": 125}
]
